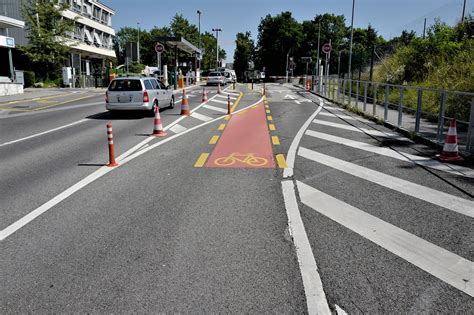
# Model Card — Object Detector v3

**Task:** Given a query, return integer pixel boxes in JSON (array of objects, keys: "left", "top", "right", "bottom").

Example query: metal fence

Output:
[{"left": 313, "top": 78, "right": 474, "bottom": 155}]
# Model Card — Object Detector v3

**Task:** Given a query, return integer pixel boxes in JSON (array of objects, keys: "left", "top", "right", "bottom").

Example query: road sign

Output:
[
  {"left": 322, "top": 43, "right": 332, "bottom": 54},
  {"left": 155, "top": 43, "right": 164, "bottom": 53}
]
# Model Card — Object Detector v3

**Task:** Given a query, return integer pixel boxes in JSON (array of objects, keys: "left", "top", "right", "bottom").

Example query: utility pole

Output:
[
  {"left": 423, "top": 18, "right": 427, "bottom": 39},
  {"left": 197, "top": 10, "right": 202, "bottom": 82},
  {"left": 212, "top": 28, "right": 222, "bottom": 68},
  {"left": 137, "top": 22, "right": 140, "bottom": 64},
  {"left": 462, "top": 0, "right": 467, "bottom": 22},
  {"left": 369, "top": 45, "right": 375, "bottom": 82},
  {"left": 348, "top": 0, "right": 356, "bottom": 101},
  {"left": 316, "top": 20, "right": 321, "bottom": 77}
]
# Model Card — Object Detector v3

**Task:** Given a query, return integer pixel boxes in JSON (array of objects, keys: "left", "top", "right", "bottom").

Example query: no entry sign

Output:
[
  {"left": 322, "top": 43, "right": 332, "bottom": 54},
  {"left": 155, "top": 43, "right": 164, "bottom": 53}
]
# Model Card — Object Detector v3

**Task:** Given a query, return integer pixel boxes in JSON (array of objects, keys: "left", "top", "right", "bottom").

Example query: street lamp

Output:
[
  {"left": 212, "top": 28, "right": 222, "bottom": 69},
  {"left": 348, "top": 0, "right": 355, "bottom": 102},
  {"left": 197, "top": 10, "right": 202, "bottom": 51}
]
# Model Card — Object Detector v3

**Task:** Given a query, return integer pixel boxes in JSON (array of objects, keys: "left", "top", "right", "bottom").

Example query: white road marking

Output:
[
  {"left": 0, "top": 94, "right": 264, "bottom": 241},
  {"left": 305, "top": 129, "right": 473, "bottom": 178},
  {"left": 174, "top": 98, "right": 182, "bottom": 104},
  {"left": 0, "top": 119, "right": 88, "bottom": 147},
  {"left": 210, "top": 99, "right": 233, "bottom": 105},
  {"left": 225, "top": 91, "right": 240, "bottom": 97},
  {"left": 283, "top": 97, "right": 324, "bottom": 178},
  {"left": 0, "top": 101, "right": 104, "bottom": 119},
  {"left": 216, "top": 94, "right": 237, "bottom": 100},
  {"left": 281, "top": 181, "right": 331, "bottom": 315},
  {"left": 191, "top": 112, "right": 212, "bottom": 122},
  {"left": 313, "top": 119, "right": 408, "bottom": 140},
  {"left": 298, "top": 147, "right": 474, "bottom": 218},
  {"left": 203, "top": 104, "right": 228, "bottom": 113},
  {"left": 335, "top": 305, "right": 348, "bottom": 315},
  {"left": 169, "top": 124, "right": 187, "bottom": 134},
  {"left": 297, "top": 181, "right": 474, "bottom": 297},
  {"left": 319, "top": 112, "right": 356, "bottom": 120}
]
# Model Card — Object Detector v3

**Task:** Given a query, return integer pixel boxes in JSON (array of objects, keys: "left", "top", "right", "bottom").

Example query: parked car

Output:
[
  {"left": 206, "top": 71, "right": 226, "bottom": 86},
  {"left": 106, "top": 77, "right": 174, "bottom": 112}
]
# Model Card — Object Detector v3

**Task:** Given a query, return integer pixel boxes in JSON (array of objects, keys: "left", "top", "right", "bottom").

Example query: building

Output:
[
  {"left": 0, "top": 14, "right": 25, "bottom": 95},
  {"left": 0, "top": 0, "right": 116, "bottom": 88}
]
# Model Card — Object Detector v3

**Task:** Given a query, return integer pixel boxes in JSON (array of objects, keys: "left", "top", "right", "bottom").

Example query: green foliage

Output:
[
  {"left": 233, "top": 32, "right": 255, "bottom": 80},
  {"left": 19, "top": 0, "right": 75, "bottom": 81},
  {"left": 23, "top": 71, "right": 35, "bottom": 87},
  {"left": 114, "top": 14, "right": 224, "bottom": 71}
]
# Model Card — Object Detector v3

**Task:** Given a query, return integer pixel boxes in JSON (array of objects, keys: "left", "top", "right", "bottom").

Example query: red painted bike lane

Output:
[{"left": 206, "top": 103, "right": 275, "bottom": 168}]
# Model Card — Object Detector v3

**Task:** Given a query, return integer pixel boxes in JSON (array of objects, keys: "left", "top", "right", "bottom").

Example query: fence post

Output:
[
  {"left": 398, "top": 87, "right": 404, "bottom": 127},
  {"left": 373, "top": 84, "right": 377, "bottom": 116},
  {"left": 415, "top": 89, "right": 423, "bottom": 133},
  {"left": 337, "top": 79, "right": 341, "bottom": 101},
  {"left": 348, "top": 80, "right": 352, "bottom": 106},
  {"left": 437, "top": 92, "right": 447, "bottom": 142},
  {"left": 466, "top": 98, "right": 474, "bottom": 153},
  {"left": 355, "top": 81, "right": 360, "bottom": 109},
  {"left": 342, "top": 80, "right": 346, "bottom": 104},
  {"left": 384, "top": 85, "right": 389, "bottom": 122},
  {"left": 363, "top": 81, "right": 368, "bottom": 112}
]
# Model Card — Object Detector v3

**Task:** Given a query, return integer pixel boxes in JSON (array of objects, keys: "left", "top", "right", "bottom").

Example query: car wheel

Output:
[{"left": 169, "top": 95, "right": 175, "bottom": 109}]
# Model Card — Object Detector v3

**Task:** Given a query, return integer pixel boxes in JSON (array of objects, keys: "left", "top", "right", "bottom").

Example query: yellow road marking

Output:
[
  {"left": 269, "top": 124, "right": 276, "bottom": 131},
  {"left": 218, "top": 123, "right": 226, "bottom": 131},
  {"left": 31, "top": 95, "right": 96, "bottom": 111},
  {"left": 265, "top": 105, "right": 269, "bottom": 109},
  {"left": 194, "top": 153, "right": 210, "bottom": 167},
  {"left": 0, "top": 92, "right": 71, "bottom": 107},
  {"left": 252, "top": 105, "right": 258, "bottom": 109},
  {"left": 230, "top": 92, "right": 243, "bottom": 113},
  {"left": 267, "top": 115, "right": 273, "bottom": 121},
  {"left": 209, "top": 135, "right": 220, "bottom": 144},
  {"left": 224, "top": 115, "right": 230, "bottom": 120},
  {"left": 266, "top": 109, "right": 271, "bottom": 114},
  {"left": 276, "top": 154, "right": 287, "bottom": 168},
  {"left": 0, "top": 107, "right": 30, "bottom": 112},
  {"left": 272, "top": 136, "right": 280, "bottom": 145}
]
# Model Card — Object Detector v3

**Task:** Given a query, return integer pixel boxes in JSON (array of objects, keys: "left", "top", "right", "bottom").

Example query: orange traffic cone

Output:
[
  {"left": 106, "top": 124, "right": 118, "bottom": 167},
  {"left": 180, "top": 89, "right": 190, "bottom": 116},
  {"left": 152, "top": 104, "right": 167, "bottom": 137},
  {"left": 202, "top": 88, "right": 208, "bottom": 102},
  {"left": 227, "top": 94, "right": 231, "bottom": 114},
  {"left": 436, "top": 119, "right": 463, "bottom": 161}
]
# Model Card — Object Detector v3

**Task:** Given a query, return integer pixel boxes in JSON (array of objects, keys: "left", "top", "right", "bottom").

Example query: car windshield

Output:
[
  {"left": 209, "top": 72, "right": 221, "bottom": 77},
  {"left": 108, "top": 79, "right": 142, "bottom": 91},
  {"left": 223, "top": 72, "right": 230, "bottom": 77}
]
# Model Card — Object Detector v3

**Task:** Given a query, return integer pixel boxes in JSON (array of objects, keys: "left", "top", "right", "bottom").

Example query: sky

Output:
[{"left": 101, "top": 0, "right": 472, "bottom": 63}]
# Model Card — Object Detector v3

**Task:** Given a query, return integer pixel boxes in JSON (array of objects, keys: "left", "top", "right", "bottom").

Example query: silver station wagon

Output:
[{"left": 106, "top": 77, "right": 175, "bottom": 112}]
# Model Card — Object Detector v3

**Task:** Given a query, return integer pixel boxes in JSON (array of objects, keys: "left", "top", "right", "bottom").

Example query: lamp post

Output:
[
  {"left": 197, "top": 10, "right": 202, "bottom": 52},
  {"left": 137, "top": 22, "right": 140, "bottom": 64},
  {"left": 212, "top": 28, "right": 222, "bottom": 69}
]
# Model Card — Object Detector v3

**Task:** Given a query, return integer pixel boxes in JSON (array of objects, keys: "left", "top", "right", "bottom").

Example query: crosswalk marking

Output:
[
  {"left": 318, "top": 112, "right": 356, "bottom": 120},
  {"left": 191, "top": 112, "right": 212, "bottom": 122},
  {"left": 313, "top": 119, "right": 408, "bottom": 140},
  {"left": 216, "top": 94, "right": 237, "bottom": 100},
  {"left": 211, "top": 99, "right": 233, "bottom": 105},
  {"left": 298, "top": 147, "right": 474, "bottom": 218},
  {"left": 202, "top": 104, "right": 228, "bottom": 113},
  {"left": 226, "top": 91, "right": 240, "bottom": 97},
  {"left": 305, "top": 130, "right": 472, "bottom": 177},
  {"left": 296, "top": 181, "right": 474, "bottom": 297},
  {"left": 169, "top": 124, "right": 187, "bottom": 134}
]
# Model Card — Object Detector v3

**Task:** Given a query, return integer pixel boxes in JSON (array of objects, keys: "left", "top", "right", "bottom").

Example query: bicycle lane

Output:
[{"left": 204, "top": 100, "right": 276, "bottom": 168}]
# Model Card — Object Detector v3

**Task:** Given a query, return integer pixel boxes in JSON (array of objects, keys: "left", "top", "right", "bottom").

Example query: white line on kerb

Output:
[
  {"left": 297, "top": 180, "right": 474, "bottom": 297},
  {"left": 0, "top": 92, "right": 262, "bottom": 241},
  {"left": 298, "top": 147, "right": 474, "bottom": 218},
  {"left": 281, "top": 180, "right": 331, "bottom": 315},
  {"left": 283, "top": 96, "right": 324, "bottom": 178}
]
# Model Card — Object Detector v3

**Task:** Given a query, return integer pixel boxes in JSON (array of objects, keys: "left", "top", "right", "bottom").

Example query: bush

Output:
[{"left": 23, "top": 71, "right": 35, "bottom": 87}]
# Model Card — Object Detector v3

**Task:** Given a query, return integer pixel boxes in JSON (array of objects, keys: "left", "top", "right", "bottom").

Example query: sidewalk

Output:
[{"left": 298, "top": 84, "right": 473, "bottom": 157}]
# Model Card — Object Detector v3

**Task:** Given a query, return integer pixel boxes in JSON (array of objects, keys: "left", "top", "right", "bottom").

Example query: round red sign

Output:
[
  {"left": 322, "top": 43, "right": 332, "bottom": 54},
  {"left": 155, "top": 43, "right": 164, "bottom": 53}
]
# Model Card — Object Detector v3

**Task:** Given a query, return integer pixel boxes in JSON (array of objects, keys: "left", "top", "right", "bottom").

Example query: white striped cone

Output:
[
  {"left": 152, "top": 105, "right": 167, "bottom": 137},
  {"left": 218, "top": 83, "right": 221, "bottom": 94},
  {"left": 106, "top": 124, "right": 118, "bottom": 167},
  {"left": 180, "top": 89, "right": 190, "bottom": 115},
  {"left": 437, "top": 119, "right": 463, "bottom": 161}
]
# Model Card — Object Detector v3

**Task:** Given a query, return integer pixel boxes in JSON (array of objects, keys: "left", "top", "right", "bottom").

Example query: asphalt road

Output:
[{"left": 1, "top": 83, "right": 473, "bottom": 313}]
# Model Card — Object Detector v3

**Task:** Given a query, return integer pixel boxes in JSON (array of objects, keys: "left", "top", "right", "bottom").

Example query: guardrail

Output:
[{"left": 308, "top": 78, "right": 474, "bottom": 155}]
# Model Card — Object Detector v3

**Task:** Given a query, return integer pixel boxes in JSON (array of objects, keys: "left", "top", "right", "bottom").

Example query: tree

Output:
[
  {"left": 256, "top": 12, "right": 303, "bottom": 76},
  {"left": 201, "top": 31, "right": 226, "bottom": 69},
  {"left": 19, "top": 0, "right": 75, "bottom": 80},
  {"left": 233, "top": 32, "right": 254, "bottom": 80}
]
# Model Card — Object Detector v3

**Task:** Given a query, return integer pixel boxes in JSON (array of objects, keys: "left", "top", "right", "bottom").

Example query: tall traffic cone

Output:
[
  {"left": 202, "top": 88, "right": 208, "bottom": 102},
  {"left": 436, "top": 119, "right": 463, "bottom": 161},
  {"left": 263, "top": 83, "right": 266, "bottom": 96},
  {"left": 152, "top": 104, "right": 167, "bottom": 137},
  {"left": 217, "top": 83, "right": 221, "bottom": 94},
  {"left": 227, "top": 94, "right": 231, "bottom": 114},
  {"left": 106, "top": 124, "right": 118, "bottom": 167},
  {"left": 180, "top": 89, "right": 190, "bottom": 116}
]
